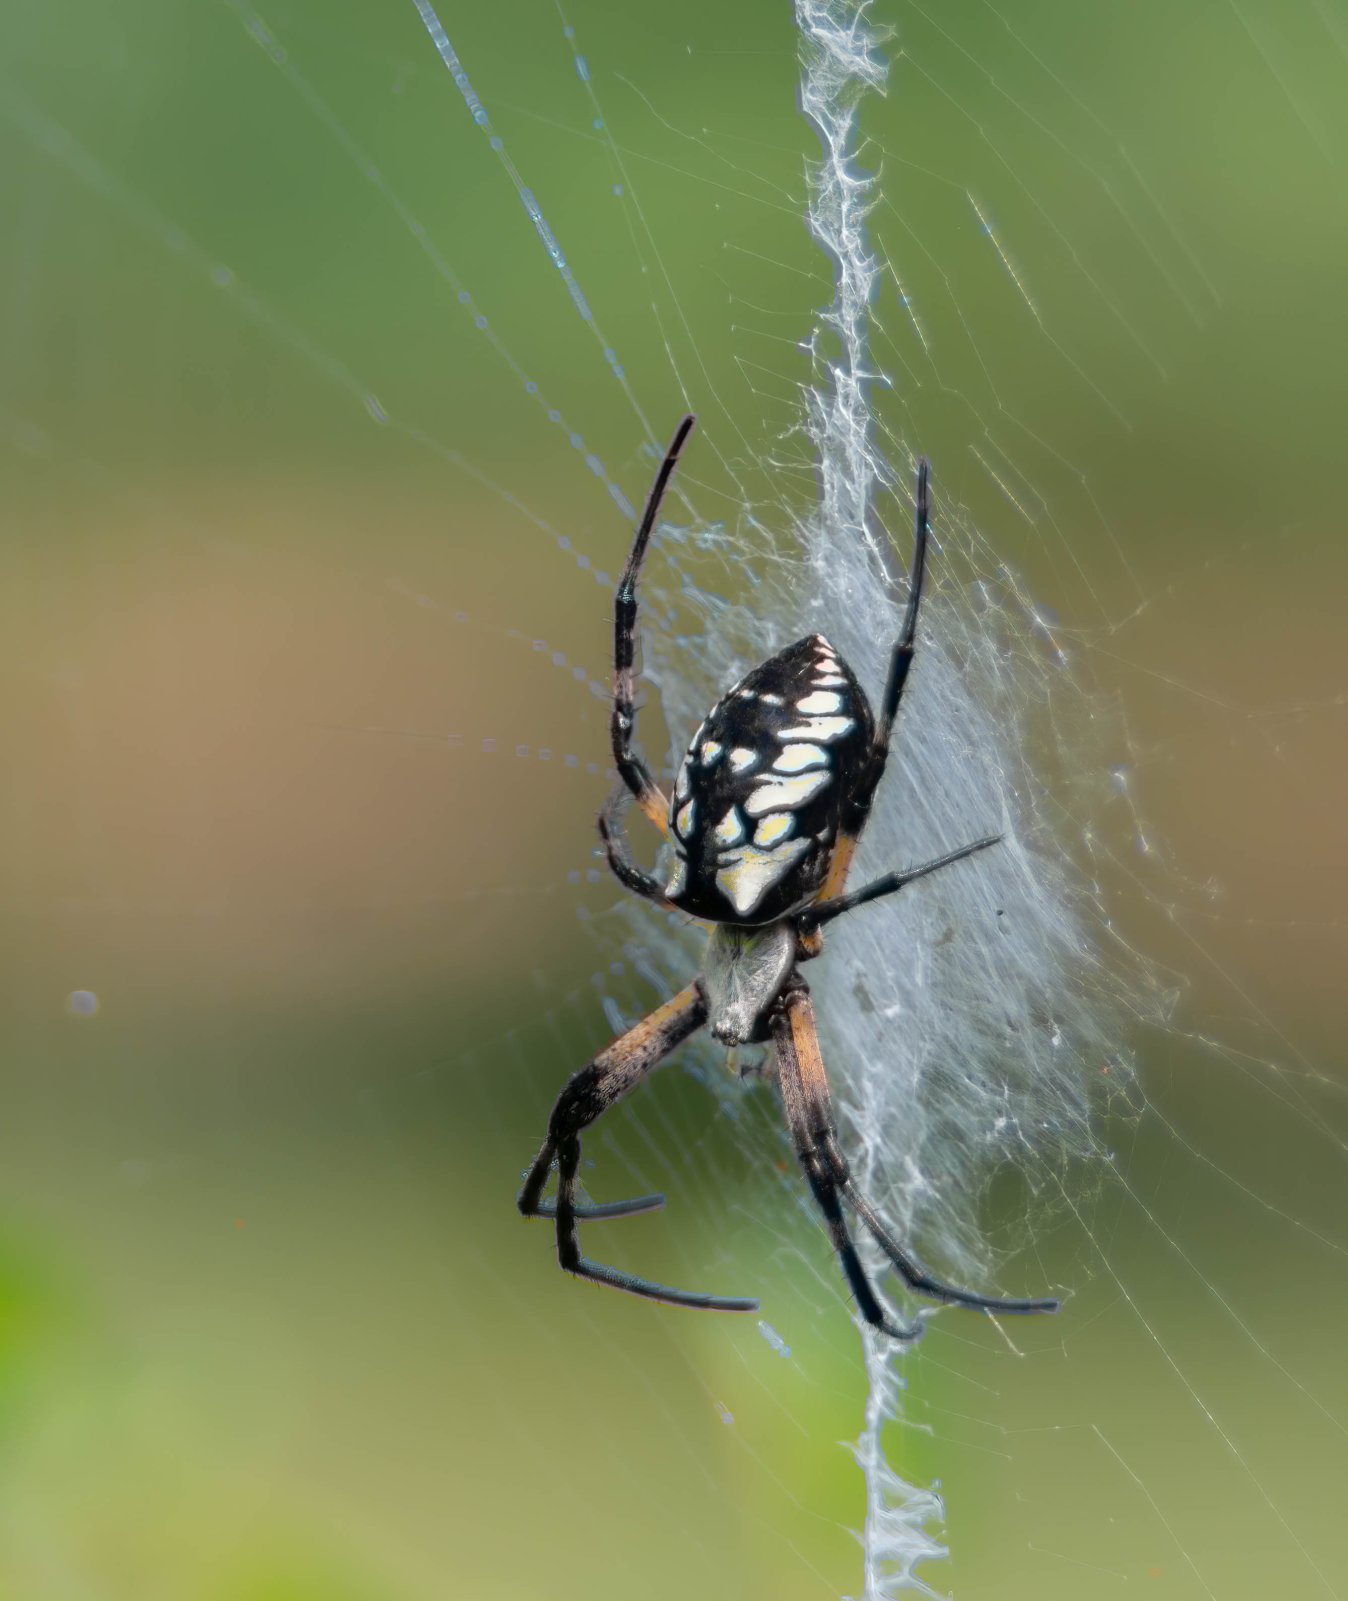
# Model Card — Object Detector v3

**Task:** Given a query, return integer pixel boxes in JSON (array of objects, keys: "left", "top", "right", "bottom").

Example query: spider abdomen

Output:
[{"left": 664, "top": 634, "right": 874, "bottom": 925}]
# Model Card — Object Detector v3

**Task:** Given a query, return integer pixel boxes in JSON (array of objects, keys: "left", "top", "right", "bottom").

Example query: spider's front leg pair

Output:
[
  {"left": 769, "top": 979, "right": 1060, "bottom": 1340},
  {"left": 516, "top": 969, "right": 1059, "bottom": 1333},
  {"left": 517, "top": 982, "right": 759, "bottom": 1312}
]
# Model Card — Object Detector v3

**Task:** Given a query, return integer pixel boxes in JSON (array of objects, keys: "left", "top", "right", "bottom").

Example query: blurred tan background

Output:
[{"left": 1, "top": 0, "right": 1345, "bottom": 1596}]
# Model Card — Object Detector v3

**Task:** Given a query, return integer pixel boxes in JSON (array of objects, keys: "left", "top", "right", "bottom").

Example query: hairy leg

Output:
[
  {"left": 611, "top": 414, "right": 697, "bottom": 832},
  {"left": 520, "top": 981, "right": 758, "bottom": 1312},
  {"left": 780, "top": 984, "right": 1059, "bottom": 1319}
]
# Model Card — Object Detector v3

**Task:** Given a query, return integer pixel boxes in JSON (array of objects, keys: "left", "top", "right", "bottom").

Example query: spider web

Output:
[{"left": 1, "top": 0, "right": 1346, "bottom": 1597}]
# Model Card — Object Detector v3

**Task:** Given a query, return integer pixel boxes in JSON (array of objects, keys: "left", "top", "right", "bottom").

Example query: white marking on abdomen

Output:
[
  {"left": 716, "top": 838, "right": 810, "bottom": 916},
  {"left": 744, "top": 768, "right": 831, "bottom": 816},
  {"left": 778, "top": 715, "right": 854, "bottom": 742},
  {"left": 714, "top": 808, "right": 746, "bottom": 847},
  {"left": 773, "top": 743, "right": 828, "bottom": 773},
  {"left": 754, "top": 814, "right": 794, "bottom": 847}
]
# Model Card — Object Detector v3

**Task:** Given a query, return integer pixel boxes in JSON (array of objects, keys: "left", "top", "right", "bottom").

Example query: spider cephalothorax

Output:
[{"left": 518, "top": 415, "right": 1060, "bottom": 1340}]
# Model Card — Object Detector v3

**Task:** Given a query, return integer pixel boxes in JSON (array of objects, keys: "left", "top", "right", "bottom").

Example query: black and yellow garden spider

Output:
[{"left": 519, "top": 415, "right": 1060, "bottom": 1340}]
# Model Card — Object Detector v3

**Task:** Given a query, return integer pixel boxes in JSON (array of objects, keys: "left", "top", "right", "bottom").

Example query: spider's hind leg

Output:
[
  {"left": 807, "top": 458, "right": 932, "bottom": 917},
  {"left": 861, "top": 455, "right": 930, "bottom": 808},
  {"left": 610, "top": 414, "right": 697, "bottom": 834},
  {"left": 597, "top": 787, "right": 672, "bottom": 905}
]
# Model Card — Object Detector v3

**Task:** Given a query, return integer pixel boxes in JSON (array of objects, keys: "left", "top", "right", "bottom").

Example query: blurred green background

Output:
[{"left": 1, "top": 0, "right": 1345, "bottom": 1597}]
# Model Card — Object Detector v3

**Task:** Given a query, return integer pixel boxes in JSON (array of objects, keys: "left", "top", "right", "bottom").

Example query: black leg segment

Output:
[
  {"left": 847, "top": 456, "right": 931, "bottom": 831},
  {"left": 596, "top": 787, "right": 672, "bottom": 904},
  {"left": 519, "top": 981, "right": 759, "bottom": 1314},
  {"left": 773, "top": 981, "right": 1059, "bottom": 1329},
  {"left": 611, "top": 413, "right": 697, "bottom": 832},
  {"left": 770, "top": 983, "right": 923, "bottom": 1342},
  {"left": 802, "top": 834, "right": 1002, "bottom": 931}
]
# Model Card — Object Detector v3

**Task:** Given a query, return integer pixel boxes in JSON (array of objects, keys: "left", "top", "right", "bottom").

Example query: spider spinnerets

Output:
[{"left": 518, "top": 414, "right": 1060, "bottom": 1341}]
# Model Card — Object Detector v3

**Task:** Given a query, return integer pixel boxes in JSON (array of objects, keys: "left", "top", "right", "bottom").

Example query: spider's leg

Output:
[
  {"left": 829, "top": 1157, "right": 1059, "bottom": 1315},
  {"left": 780, "top": 984, "right": 1059, "bottom": 1319},
  {"left": 810, "top": 457, "right": 932, "bottom": 915},
  {"left": 529, "top": 1193, "right": 665, "bottom": 1222},
  {"left": 861, "top": 454, "right": 929, "bottom": 808},
  {"left": 770, "top": 981, "right": 923, "bottom": 1343},
  {"left": 802, "top": 835, "right": 1001, "bottom": 931},
  {"left": 597, "top": 787, "right": 673, "bottom": 905},
  {"left": 554, "top": 1133, "right": 757, "bottom": 1312},
  {"left": 519, "top": 982, "right": 758, "bottom": 1313},
  {"left": 611, "top": 413, "right": 697, "bottom": 834},
  {"left": 517, "top": 983, "right": 699, "bottom": 1221}
]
